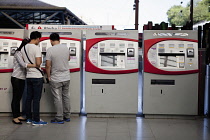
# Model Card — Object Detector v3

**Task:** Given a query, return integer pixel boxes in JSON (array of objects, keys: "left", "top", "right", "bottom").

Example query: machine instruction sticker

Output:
[
  {"left": 89, "top": 45, "right": 98, "bottom": 66},
  {"left": 148, "top": 46, "right": 157, "bottom": 66}
]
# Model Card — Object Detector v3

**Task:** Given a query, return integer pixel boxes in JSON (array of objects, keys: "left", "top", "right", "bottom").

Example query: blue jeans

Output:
[{"left": 26, "top": 78, "right": 43, "bottom": 122}]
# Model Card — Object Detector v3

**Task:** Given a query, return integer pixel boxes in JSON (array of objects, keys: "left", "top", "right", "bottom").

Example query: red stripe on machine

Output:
[
  {"left": 0, "top": 36, "right": 22, "bottom": 41},
  {"left": 0, "top": 68, "right": 80, "bottom": 73},
  {"left": 0, "top": 69, "right": 13, "bottom": 73},
  {"left": 41, "top": 68, "right": 80, "bottom": 73},
  {"left": 40, "top": 37, "right": 81, "bottom": 41}
]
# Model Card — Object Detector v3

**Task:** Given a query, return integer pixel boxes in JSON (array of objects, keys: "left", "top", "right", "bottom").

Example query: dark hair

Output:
[
  {"left": 50, "top": 33, "right": 60, "bottom": 41},
  {"left": 16, "top": 38, "right": 31, "bottom": 52},
  {"left": 30, "top": 31, "right": 41, "bottom": 40}
]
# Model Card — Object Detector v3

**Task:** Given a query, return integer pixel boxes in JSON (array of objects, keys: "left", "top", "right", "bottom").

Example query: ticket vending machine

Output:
[
  {"left": 0, "top": 29, "right": 24, "bottom": 112},
  {"left": 25, "top": 29, "right": 82, "bottom": 113},
  {"left": 143, "top": 30, "right": 198, "bottom": 115},
  {"left": 85, "top": 30, "right": 139, "bottom": 114}
]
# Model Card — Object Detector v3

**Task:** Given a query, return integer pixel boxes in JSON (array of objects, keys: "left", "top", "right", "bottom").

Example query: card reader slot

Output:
[
  {"left": 92, "top": 79, "right": 115, "bottom": 84},
  {"left": 99, "top": 53, "right": 125, "bottom": 55},
  {"left": 151, "top": 79, "right": 175, "bottom": 85},
  {"left": 158, "top": 53, "right": 184, "bottom": 56},
  {"left": 0, "top": 52, "right": 9, "bottom": 54}
]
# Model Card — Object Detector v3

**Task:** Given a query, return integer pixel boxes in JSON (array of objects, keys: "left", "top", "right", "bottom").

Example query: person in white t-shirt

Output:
[
  {"left": 21, "top": 31, "right": 47, "bottom": 126},
  {"left": 46, "top": 33, "right": 71, "bottom": 124}
]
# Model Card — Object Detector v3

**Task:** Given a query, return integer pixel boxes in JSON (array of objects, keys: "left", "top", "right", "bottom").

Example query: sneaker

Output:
[
  {"left": 63, "top": 117, "right": 70, "bottom": 122},
  {"left": 51, "top": 119, "right": 64, "bottom": 124},
  {"left": 32, "top": 121, "right": 48, "bottom": 126},
  {"left": 26, "top": 119, "right": 32, "bottom": 124}
]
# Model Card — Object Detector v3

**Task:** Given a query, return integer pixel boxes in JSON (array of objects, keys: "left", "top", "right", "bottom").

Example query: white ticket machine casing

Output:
[
  {"left": 25, "top": 29, "right": 82, "bottom": 113},
  {"left": 143, "top": 30, "right": 198, "bottom": 115},
  {"left": 85, "top": 30, "right": 138, "bottom": 114},
  {"left": 0, "top": 29, "right": 24, "bottom": 112}
]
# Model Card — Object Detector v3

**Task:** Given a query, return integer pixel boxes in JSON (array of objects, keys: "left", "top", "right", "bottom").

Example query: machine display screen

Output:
[{"left": 101, "top": 54, "right": 117, "bottom": 67}]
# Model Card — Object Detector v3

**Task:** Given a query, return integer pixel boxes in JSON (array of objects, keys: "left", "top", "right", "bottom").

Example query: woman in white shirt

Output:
[{"left": 11, "top": 38, "right": 37, "bottom": 124}]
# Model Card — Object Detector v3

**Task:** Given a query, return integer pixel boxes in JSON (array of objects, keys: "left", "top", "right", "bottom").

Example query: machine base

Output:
[
  {"left": 144, "top": 114, "right": 198, "bottom": 119},
  {"left": 0, "top": 113, "right": 80, "bottom": 117},
  {"left": 86, "top": 113, "right": 137, "bottom": 118}
]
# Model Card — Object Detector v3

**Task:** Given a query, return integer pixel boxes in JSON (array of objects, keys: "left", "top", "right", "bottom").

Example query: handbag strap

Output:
[{"left": 23, "top": 45, "right": 44, "bottom": 76}]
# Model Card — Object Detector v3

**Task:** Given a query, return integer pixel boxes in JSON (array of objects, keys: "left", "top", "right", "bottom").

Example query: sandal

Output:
[
  {"left": 12, "top": 119, "right": 22, "bottom": 125},
  {"left": 18, "top": 117, "right": 27, "bottom": 121}
]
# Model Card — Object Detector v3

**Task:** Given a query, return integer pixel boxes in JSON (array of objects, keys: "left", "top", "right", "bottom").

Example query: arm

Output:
[
  {"left": 35, "top": 57, "right": 42, "bottom": 68},
  {"left": 68, "top": 54, "right": 71, "bottom": 61},
  {"left": 15, "top": 51, "right": 36, "bottom": 68},
  {"left": 34, "top": 46, "right": 42, "bottom": 68},
  {"left": 27, "top": 63, "right": 36, "bottom": 68},
  {"left": 45, "top": 60, "right": 51, "bottom": 81}
]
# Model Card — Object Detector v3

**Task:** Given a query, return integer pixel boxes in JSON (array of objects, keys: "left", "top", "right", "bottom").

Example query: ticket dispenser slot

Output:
[
  {"left": 187, "top": 48, "right": 194, "bottom": 57},
  {"left": 69, "top": 47, "right": 76, "bottom": 56},
  {"left": 10, "top": 47, "right": 18, "bottom": 56},
  {"left": 127, "top": 48, "right": 135, "bottom": 57}
]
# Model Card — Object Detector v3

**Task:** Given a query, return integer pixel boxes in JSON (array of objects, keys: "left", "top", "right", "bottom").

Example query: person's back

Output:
[
  {"left": 46, "top": 44, "right": 70, "bottom": 82},
  {"left": 46, "top": 33, "right": 71, "bottom": 124}
]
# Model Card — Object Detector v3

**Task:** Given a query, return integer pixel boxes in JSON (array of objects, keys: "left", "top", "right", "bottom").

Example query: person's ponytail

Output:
[{"left": 16, "top": 38, "right": 31, "bottom": 52}]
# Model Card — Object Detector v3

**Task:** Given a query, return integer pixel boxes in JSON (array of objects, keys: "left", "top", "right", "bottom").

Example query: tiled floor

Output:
[{"left": 0, "top": 116, "right": 210, "bottom": 140}]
